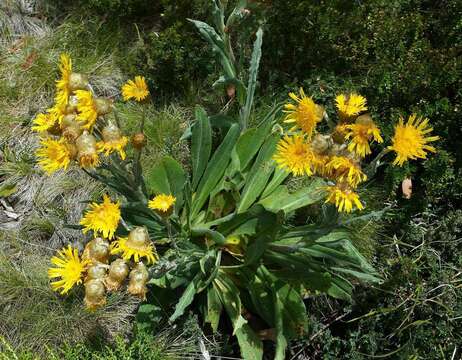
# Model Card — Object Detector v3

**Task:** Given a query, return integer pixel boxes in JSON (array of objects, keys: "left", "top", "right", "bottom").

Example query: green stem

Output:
[{"left": 366, "top": 148, "right": 391, "bottom": 177}]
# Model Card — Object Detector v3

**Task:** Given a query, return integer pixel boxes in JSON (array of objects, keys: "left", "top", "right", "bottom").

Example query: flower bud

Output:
[
  {"left": 105, "top": 259, "right": 129, "bottom": 292},
  {"left": 61, "top": 114, "right": 82, "bottom": 142},
  {"left": 102, "top": 122, "right": 122, "bottom": 143},
  {"left": 131, "top": 132, "right": 146, "bottom": 150},
  {"left": 76, "top": 131, "right": 100, "bottom": 168},
  {"left": 65, "top": 96, "right": 79, "bottom": 114},
  {"left": 127, "top": 227, "right": 150, "bottom": 249},
  {"left": 95, "top": 98, "right": 112, "bottom": 116},
  {"left": 127, "top": 262, "right": 149, "bottom": 300},
  {"left": 65, "top": 142, "right": 78, "bottom": 159},
  {"left": 355, "top": 113, "right": 374, "bottom": 126},
  {"left": 311, "top": 134, "right": 331, "bottom": 155},
  {"left": 84, "top": 279, "right": 106, "bottom": 310},
  {"left": 83, "top": 237, "right": 110, "bottom": 264},
  {"left": 85, "top": 263, "right": 107, "bottom": 281},
  {"left": 69, "top": 73, "right": 89, "bottom": 92}
]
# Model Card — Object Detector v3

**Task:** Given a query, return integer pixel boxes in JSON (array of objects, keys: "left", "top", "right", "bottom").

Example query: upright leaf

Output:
[
  {"left": 191, "top": 106, "right": 212, "bottom": 190},
  {"left": 235, "top": 324, "right": 263, "bottom": 360}
]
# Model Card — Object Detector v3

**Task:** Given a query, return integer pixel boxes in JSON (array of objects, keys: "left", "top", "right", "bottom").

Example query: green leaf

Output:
[
  {"left": 169, "top": 276, "right": 198, "bottom": 322},
  {"left": 274, "top": 290, "right": 288, "bottom": 360},
  {"left": 0, "top": 183, "right": 17, "bottom": 197},
  {"left": 331, "top": 267, "right": 382, "bottom": 283},
  {"left": 260, "top": 167, "right": 289, "bottom": 199},
  {"left": 240, "top": 27, "right": 263, "bottom": 129},
  {"left": 191, "top": 106, "right": 212, "bottom": 190},
  {"left": 237, "top": 134, "right": 279, "bottom": 213},
  {"left": 206, "top": 286, "right": 222, "bottom": 333},
  {"left": 192, "top": 124, "right": 240, "bottom": 218},
  {"left": 259, "top": 178, "right": 326, "bottom": 214},
  {"left": 235, "top": 324, "right": 263, "bottom": 360}
]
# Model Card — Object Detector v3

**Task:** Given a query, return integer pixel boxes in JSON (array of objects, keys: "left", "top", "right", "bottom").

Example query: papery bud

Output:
[
  {"left": 355, "top": 113, "right": 374, "bottom": 126},
  {"left": 226, "top": 84, "right": 236, "bottom": 99},
  {"left": 127, "top": 262, "right": 149, "bottom": 300},
  {"left": 84, "top": 279, "right": 106, "bottom": 310},
  {"left": 83, "top": 237, "right": 110, "bottom": 264},
  {"left": 105, "top": 259, "right": 129, "bottom": 292},
  {"left": 65, "top": 142, "right": 78, "bottom": 159},
  {"left": 127, "top": 227, "right": 150, "bottom": 249},
  {"left": 95, "top": 98, "right": 112, "bottom": 116},
  {"left": 69, "top": 73, "right": 89, "bottom": 92},
  {"left": 311, "top": 134, "right": 331, "bottom": 155},
  {"left": 131, "top": 132, "right": 146, "bottom": 150},
  {"left": 61, "top": 114, "right": 82, "bottom": 142},
  {"left": 47, "top": 121, "right": 62, "bottom": 136},
  {"left": 102, "top": 122, "right": 122, "bottom": 143},
  {"left": 76, "top": 131, "right": 100, "bottom": 168},
  {"left": 85, "top": 263, "right": 107, "bottom": 281},
  {"left": 402, "top": 178, "right": 412, "bottom": 199},
  {"left": 65, "top": 95, "right": 79, "bottom": 114}
]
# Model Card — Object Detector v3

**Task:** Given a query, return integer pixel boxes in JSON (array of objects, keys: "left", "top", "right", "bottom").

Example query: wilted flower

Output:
[
  {"left": 132, "top": 132, "right": 147, "bottom": 149},
  {"left": 48, "top": 245, "right": 89, "bottom": 295},
  {"left": 388, "top": 114, "right": 439, "bottom": 166},
  {"left": 111, "top": 227, "right": 158, "bottom": 264},
  {"left": 80, "top": 194, "right": 121, "bottom": 239},
  {"left": 122, "top": 76, "right": 150, "bottom": 102}
]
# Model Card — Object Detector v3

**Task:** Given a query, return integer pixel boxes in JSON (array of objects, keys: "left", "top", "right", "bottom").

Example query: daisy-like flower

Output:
[
  {"left": 148, "top": 194, "right": 176, "bottom": 214},
  {"left": 48, "top": 245, "right": 89, "bottom": 295},
  {"left": 111, "top": 227, "right": 158, "bottom": 264},
  {"left": 341, "top": 120, "right": 383, "bottom": 158},
  {"left": 80, "top": 194, "right": 121, "bottom": 239},
  {"left": 35, "top": 138, "right": 72, "bottom": 174},
  {"left": 96, "top": 123, "right": 129, "bottom": 160},
  {"left": 55, "top": 53, "right": 72, "bottom": 108},
  {"left": 325, "top": 184, "right": 364, "bottom": 213},
  {"left": 122, "top": 76, "right": 150, "bottom": 102},
  {"left": 388, "top": 114, "right": 439, "bottom": 166},
  {"left": 273, "top": 135, "right": 320, "bottom": 176},
  {"left": 335, "top": 93, "right": 367, "bottom": 119},
  {"left": 75, "top": 90, "right": 98, "bottom": 130},
  {"left": 325, "top": 156, "right": 367, "bottom": 187},
  {"left": 284, "top": 88, "right": 324, "bottom": 139},
  {"left": 31, "top": 112, "right": 58, "bottom": 133}
]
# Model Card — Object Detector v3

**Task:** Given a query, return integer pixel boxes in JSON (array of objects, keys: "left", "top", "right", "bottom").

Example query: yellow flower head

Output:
[
  {"left": 325, "top": 184, "right": 364, "bottom": 213},
  {"left": 80, "top": 194, "right": 121, "bottom": 239},
  {"left": 31, "top": 112, "right": 58, "bottom": 133},
  {"left": 55, "top": 53, "right": 72, "bottom": 108},
  {"left": 35, "top": 138, "right": 72, "bottom": 174},
  {"left": 148, "top": 194, "right": 176, "bottom": 213},
  {"left": 97, "top": 137, "right": 129, "bottom": 160},
  {"left": 75, "top": 90, "right": 98, "bottom": 130},
  {"left": 273, "top": 135, "right": 321, "bottom": 176},
  {"left": 326, "top": 156, "right": 367, "bottom": 187},
  {"left": 284, "top": 88, "right": 324, "bottom": 138},
  {"left": 48, "top": 245, "right": 89, "bottom": 295},
  {"left": 335, "top": 93, "right": 367, "bottom": 118},
  {"left": 388, "top": 114, "right": 439, "bottom": 166},
  {"left": 342, "top": 121, "right": 383, "bottom": 158},
  {"left": 122, "top": 76, "right": 150, "bottom": 102},
  {"left": 111, "top": 227, "right": 157, "bottom": 264}
]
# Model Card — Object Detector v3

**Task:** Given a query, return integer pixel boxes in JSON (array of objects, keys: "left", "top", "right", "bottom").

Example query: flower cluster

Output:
[
  {"left": 274, "top": 89, "right": 439, "bottom": 213},
  {"left": 33, "top": 54, "right": 149, "bottom": 174},
  {"left": 48, "top": 192, "right": 175, "bottom": 309}
]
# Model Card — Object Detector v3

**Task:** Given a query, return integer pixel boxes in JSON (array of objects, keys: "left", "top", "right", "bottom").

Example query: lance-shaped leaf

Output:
[{"left": 191, "top": 106, "right": 212, "bottom": 190}]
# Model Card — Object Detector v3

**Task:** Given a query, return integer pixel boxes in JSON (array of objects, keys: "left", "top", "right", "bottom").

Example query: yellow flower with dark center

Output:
[
  {"left": 341, "top": 121, "right": 383, "bottom": 157},
  {"left": 326, "top": 156, "right": 367, "bottom": 187},
  {"left": 55, "top": 54, "right": 72, "bottom": 108},
  {"left": 122, "top": 76, "right": 150, "bottom": 102},
  {"left": 48, "top": 245, "right": 89, "bottom": 295},
  {"left": 75, "top": 90, "right": 98, "bottom": 130},
  {"left": 335, "top": 93, "right": 367, "bottom": 118},
  {"left": 96, "top": 123, "right": 129, "bottom": 160},
  {"left": 80, "top": 194, "right": 121, "bottom": 239},
  {"left": 273, "top": 135, "right": 320, "bottom": 176},
  {"left": 36, "top": 138, "right": 72, "bottom": 174},
  {"left": 148, "top": 194, "right": 176, "bottom": 213},
  {"left": 110, "top": 227, "right": 157, "bottom": 264},
  {"left": 388, "top": 114, "right": 439, "bottom": 166},
  {"left": 31, "top": 112, "right": 58, "bottom": 133},
  {"left": 284, "top": 88, "right": 324, "bottom": 138},
  {"left": 325, "top": 184, "right": 364, "bottom": 213}
]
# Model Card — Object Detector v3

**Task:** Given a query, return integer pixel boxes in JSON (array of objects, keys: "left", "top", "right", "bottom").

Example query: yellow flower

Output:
[
  {"left": 75, "top": 90, "right": 98, "bottom": 130},
  {"left": 148, "top": 194, "right": 176, "bottom": 213},
  {"left": 97, "top": 137, "right": 129, "bottom": 160},
  {"left": 110, "top": 227, "right": 157, "bottom": 264},
  {"left": 55, "top": 53, "right": 72, "bottom": 108},
  {"left": 35, "top": 138, "right": 72, "bottom": 174},
  {"left": 342, "top": 121, "right": 383, "bottom": 157},
  {"left": 48, "top": 245, "right": 89, "bottom": 295},
  {"left": 388, "top": 114, "right": 439, "bottom": 166},
  {"left": 335, "top": 93, "right": 367, "bottom": 118},
  {"left": 273, "top": 135, "right": 320, "bottom": 176},
  {"left": 284, "top": 88, "right": 324, "bottom": 138},
  {"left": 80, "top": 194, "right": 121, "bottom": 239},
  {"left": 31, "top": 112, "right": 58, "bottom": 133},
  {"left": 325, "top": 156, "right": 367, "bottom": 187},
  {"left": 325, "top": 184, "right": 364, "bottom": 213},
  {"left": 122, "top": 76, "right": 150, "bottom": 102}
]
